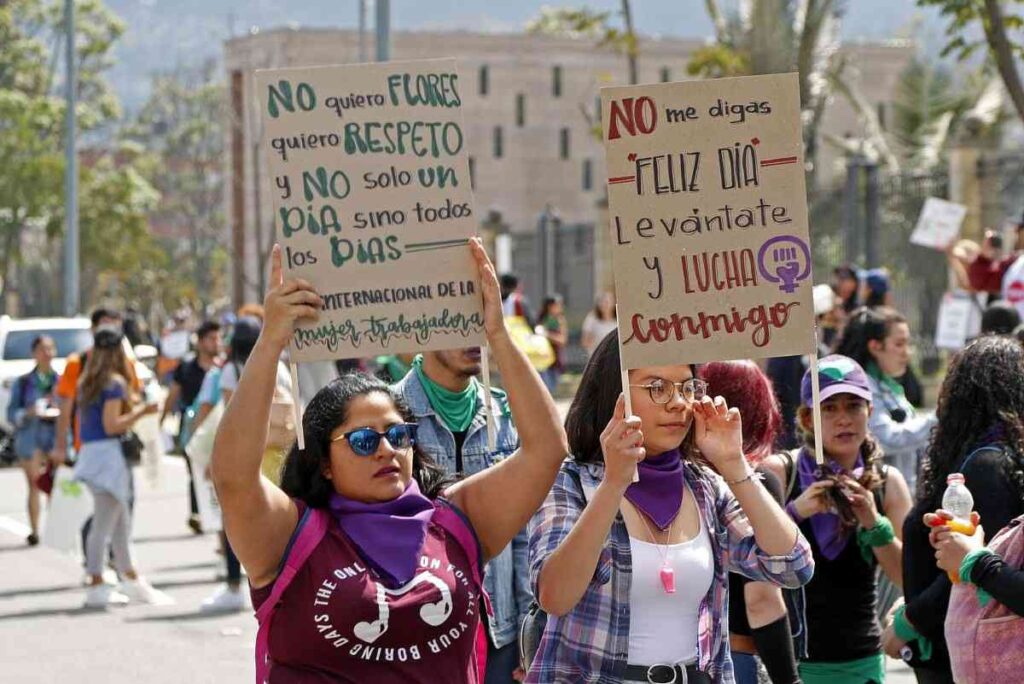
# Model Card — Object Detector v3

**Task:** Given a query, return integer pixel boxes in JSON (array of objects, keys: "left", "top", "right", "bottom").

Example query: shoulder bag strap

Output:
[{"left": 254, "top": 507, "right": 330, "bottom": 684}]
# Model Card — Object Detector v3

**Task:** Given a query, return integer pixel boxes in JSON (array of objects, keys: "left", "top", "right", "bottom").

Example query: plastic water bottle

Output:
[{"left": 941, "top": 473, "right": 975, "bottom": 583}]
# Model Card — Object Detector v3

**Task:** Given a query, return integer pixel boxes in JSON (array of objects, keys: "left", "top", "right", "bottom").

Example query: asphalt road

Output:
[{"left": 0, "top": 448, "right": 917, "bottom": 683}]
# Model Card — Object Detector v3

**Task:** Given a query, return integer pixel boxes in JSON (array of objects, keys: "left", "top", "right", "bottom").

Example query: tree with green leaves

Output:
[
  {"left": 124, "top": 60, "right": 228, "bottom": 311},
  {"left": 919, "top": 0, "right": 1024, "bottom": 125},
  {"left": 690, "top": 0, "right": 846, "bottom": 180}
]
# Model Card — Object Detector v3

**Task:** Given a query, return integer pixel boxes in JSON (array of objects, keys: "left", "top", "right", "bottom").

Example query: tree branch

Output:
[{"left": 981, "top": 0, "right": 1024, "bottom": 124}]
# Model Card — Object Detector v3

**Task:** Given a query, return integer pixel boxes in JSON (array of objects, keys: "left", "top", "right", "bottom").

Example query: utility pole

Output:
[
  {"left": 358, "top": 0, "right": 367, "bottom": 62},
  {"left": 375, "top": 0, "right": 389, "bottom": 62},
  {"left": 63, "top": 0, "right": 79, "bottom": 316}
]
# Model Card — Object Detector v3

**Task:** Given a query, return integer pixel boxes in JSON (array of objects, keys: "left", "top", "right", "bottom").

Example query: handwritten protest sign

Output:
[
  {"left": 911, "top": 197, "right": 967, "bottom": 250},
  {"left": 602, "top": 73, "right": 815, "bottom": 369},
  {"left": 935, "top": 291, "right": 981, "bottom": 350},
  {"left": 256, "top": 59, "right": 484, "bottom": 363}
]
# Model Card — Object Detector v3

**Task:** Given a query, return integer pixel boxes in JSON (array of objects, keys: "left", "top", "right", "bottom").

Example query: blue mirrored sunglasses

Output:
[{"left": 331, "top": 423, "right": 418, "bottom": 457}]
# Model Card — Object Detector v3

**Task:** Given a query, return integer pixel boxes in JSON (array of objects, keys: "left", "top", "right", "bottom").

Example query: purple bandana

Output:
[
  {"left": 328, "top": 480, "right": 436, "bottom": 588},
  {"left": 797, "top": 448, "right": 864, "bottom": 560},
  {"left": 625, "top": 449, "right": 684, "bottom": 530}
]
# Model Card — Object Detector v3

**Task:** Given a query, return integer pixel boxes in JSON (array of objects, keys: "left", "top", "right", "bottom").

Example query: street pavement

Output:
[{"left": 0, "top": 442, "right": 917, "bottom": 683}]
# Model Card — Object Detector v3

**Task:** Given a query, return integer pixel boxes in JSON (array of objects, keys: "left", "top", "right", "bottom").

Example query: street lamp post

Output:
[
  {"left": 375, "top": 0, "right": 390, "bottom": 62},
  {"left": 63, "top": 0, "right": 79, "bottom": 317}
]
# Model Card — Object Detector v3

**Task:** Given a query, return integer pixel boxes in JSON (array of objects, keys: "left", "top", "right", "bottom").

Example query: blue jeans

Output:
[{"left": 732, "top": 652, "right": 760, "bottom": 684}]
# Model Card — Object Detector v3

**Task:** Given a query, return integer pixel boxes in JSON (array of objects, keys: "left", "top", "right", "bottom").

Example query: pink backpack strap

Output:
[
  {"left": 433, "top": 499, "right": 484, "bottom": 588},
  {"left": 254, "top": 506, "right": 331, "bottom": 684}
]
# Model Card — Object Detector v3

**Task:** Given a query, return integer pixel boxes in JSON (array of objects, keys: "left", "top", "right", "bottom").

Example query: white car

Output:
[{"left": 0, "top": 316, "right": 156, "bottom": 446}]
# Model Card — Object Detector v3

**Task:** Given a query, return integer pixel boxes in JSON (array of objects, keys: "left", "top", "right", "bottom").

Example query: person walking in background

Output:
[
  {"left": 528, "top": 332, "right": 813, "bottom": 683},
  {"left": 979, "top": 299, "right": 1021, "bottom": 337},
  {"left": 159, "top": 321, "right": 222, "bottom": 533},
  {"left": 887, "top": 336, "right": 1024, "bottom": 684},
  {"left": 72, "top": 329, "right": 170, "bottom": 608},
  {"left": 394, "top": 347, "right": 529, "bottom": 684},
  {"left": 500, "top": 272, "right": 532, "bottom": 321},
  {"left": 535, "top": 294, "right": 567, "bottom": 394},
  {"left": 199, "top": 315, "right": 293, "bottom": 613},
  {"left": 835, "top": 307, "right": 936, "bottom": 492},
  {"left": 861, "top": 269, "right": 893, "bottom": 309},
  {"left": 967, "top": 228, "right": 1021, "bottom": 302},
  {"left": 763, "top": 356, "right": 912, "bottom": 684},
  {"left": 699, "top": 361, "right": 804, "bottom": 684},
  {"left": 7, "top": 335, "right": 59, "bottom": 546},
  {"left": 832, "top": 266, "right": 861, "bottom": 314},
  {"left": 581, "top": 291, "right": 617, "bottom": 357}
]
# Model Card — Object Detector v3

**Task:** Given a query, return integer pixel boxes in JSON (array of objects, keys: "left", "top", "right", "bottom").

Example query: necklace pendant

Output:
[{"left": 659, "top": 565, "right": 676, "bottom": 594}]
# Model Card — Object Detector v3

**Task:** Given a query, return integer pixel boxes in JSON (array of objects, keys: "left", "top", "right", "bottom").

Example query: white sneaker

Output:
[
  {"left": 200, "top": 585, "right": 247, "bottom": 613},
  {"left": 84, "top": 583, "right": 130, "bottom": 609},
  {"left": 119, "top": 578, "right": 175, "bottom": 606}
]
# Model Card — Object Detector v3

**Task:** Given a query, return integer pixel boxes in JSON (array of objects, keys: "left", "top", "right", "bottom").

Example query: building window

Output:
[
  {"left": 560, "top": 128, "right": 570, "bottom": 159},
  {"left": 479, "top": 65, "right": 489, "bottom": 96},
  {"left": 516, "top": 93, "right": 526, "bottom": 127},
  {"left": 493, "top": 127, "right": 503, "bottom": 159},
  {"left": 660, "top": 67, "right": 671, "bottom": 83},
  {"left": 582, "top": 159, "right": 593, "bottom": 191},
  {"left": 553, "top": 65, "right": 563, "bottom": 97},
  {"left": 468, "top": 156, "right": 476, "bottom": 189}
]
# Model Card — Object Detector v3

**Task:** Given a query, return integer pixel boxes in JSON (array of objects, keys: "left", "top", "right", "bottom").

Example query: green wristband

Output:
[
  {"left": 960, "top": 548, "right": 995, "bottom": 607},
  {"left": 893, "top": 604, "right": 934, "bottom": 662},
  {"left": 857, "top": 516, "right": 896, "bottom": 563}
]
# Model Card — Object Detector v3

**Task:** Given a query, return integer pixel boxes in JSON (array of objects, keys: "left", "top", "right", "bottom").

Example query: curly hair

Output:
[
  {"left": 279, "top": 373, "right": 455, "bottom": 508},
  {"left": 918, "top": 335, "right": 1024, "bottom": 506}
]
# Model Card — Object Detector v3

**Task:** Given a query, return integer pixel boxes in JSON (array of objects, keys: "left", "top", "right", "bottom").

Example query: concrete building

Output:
[{"left": 223, "top": 28, "right": 915, "bottom": 306}]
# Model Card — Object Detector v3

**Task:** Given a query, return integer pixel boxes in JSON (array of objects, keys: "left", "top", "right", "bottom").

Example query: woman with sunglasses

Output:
[
  {"left": 211, "top": 239, "right": 568, "bottom": 683},
  {"left": 527, "top": 333, "right": 813, "bottom": 684}
]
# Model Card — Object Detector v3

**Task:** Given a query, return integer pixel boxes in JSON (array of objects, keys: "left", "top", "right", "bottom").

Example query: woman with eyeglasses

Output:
[
  {"left": 210, "top": 240, "right": 568, "bottom": 683},
  {"left": 526, "top": 332, "right": 813, "bottom": 684}
]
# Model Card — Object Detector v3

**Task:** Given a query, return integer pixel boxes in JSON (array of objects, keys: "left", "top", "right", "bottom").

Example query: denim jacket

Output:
[{"left": 394, "top": 371, "right": 530, "bottom": 649}]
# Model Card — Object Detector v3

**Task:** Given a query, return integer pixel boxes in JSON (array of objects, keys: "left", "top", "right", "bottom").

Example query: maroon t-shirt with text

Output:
[{"left": 252, "top": 504, "right": 482, "bottom": 684}]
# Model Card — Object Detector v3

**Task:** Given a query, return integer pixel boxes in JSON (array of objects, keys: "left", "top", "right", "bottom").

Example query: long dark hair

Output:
[
  {"left": 918, "top": 335, "right": 1024, "bottom": 505},
  {"left": 280, "top": 373, "right": 454, "bottom": 507},
  {"left": 833, "top": 306, "right": 906, "bottom": 371},
  {"left": 536, "top": 294, "right": 563, "bottom": 329},
  {"left": 566, "top": 331, "right": 695, "bottom": 463}
]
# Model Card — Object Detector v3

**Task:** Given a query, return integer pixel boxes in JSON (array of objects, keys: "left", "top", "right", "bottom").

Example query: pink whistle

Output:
[{"left": 660, "top": 566, "right": 676, "bottom": 594}]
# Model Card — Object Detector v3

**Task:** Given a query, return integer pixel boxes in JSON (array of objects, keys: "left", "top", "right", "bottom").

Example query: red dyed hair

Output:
[{"left": 698, "top": 360, "right": 782, "bottom": 464}]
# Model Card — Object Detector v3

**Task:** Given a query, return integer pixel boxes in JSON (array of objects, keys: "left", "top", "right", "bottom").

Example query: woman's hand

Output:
[
  {"left": 881, "top": 623, "right": 907, "bottom": 659},
  {"left": 468, "top": 237, "right": 506, "bottom": 339},
  {"left": 842, "top": 476, "right": 880, "bottom": 529},
  {"left": 600, "top": 395, "right": 645, "bottom": 493},
  {"left": 791, "top": 480, "right": 836, "bottom": 520},
  {"left": 262, "top": 245, "right": 323, "bottom": 351},
  {"left": 929, "top": 512, "right": 985, "bottom": 576},
  {"left": 692, "top": 395, "right": 746, "bottom": 481}
]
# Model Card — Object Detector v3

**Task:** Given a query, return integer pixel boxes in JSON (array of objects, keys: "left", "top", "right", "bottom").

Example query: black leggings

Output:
[{"left": 223, "top": 532, "right": 241, "bottom": 585}]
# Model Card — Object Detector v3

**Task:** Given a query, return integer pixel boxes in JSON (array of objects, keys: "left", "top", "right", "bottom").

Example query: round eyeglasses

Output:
[
  {"left": 331, "top": 423, "right": 418, "bottom": 457},
  {"left": 629, "top": 378, "right": 709, "bottom": 405}
]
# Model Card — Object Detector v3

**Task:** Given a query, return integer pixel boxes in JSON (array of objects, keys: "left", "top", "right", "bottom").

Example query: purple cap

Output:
[{"left": 801, "top": 355, "right": 874, "bottom": 407}]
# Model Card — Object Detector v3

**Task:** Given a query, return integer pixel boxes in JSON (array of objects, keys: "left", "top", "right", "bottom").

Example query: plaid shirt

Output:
[{"left": 527, "top": 460, "right": 814, "bottom": 683}]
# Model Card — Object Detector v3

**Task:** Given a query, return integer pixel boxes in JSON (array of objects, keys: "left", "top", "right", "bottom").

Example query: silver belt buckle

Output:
[{"left": 646, "top": 664, "right": 684, "bottom": 684}]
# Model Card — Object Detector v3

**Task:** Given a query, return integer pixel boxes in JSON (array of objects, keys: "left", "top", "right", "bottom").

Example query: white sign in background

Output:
[{"left": 911, "top": 197, "right": 967, "bottom": 250}]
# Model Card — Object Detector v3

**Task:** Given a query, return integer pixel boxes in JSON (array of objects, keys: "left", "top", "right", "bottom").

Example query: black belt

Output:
[{"left": 623, "top": 663, "right": 712, "bottom": 684}]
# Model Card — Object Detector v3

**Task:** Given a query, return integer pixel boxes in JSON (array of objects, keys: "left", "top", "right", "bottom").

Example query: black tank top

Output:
[{"left": 790, "top": 478, "right": 881, "bottom": 662}]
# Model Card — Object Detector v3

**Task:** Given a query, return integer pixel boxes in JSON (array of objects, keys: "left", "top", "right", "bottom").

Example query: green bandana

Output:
[
  {"left": 412, "top": 355, "right": 479, "bottom": 433},
  {"left": 867, "top": 361, "right": 905, "bottom": 399}
]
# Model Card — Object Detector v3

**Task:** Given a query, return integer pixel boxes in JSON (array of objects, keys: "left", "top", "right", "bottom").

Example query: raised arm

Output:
[
  {"left": 210, "top": 245, "right": 321, "bottom": 588},
  {"left": 445, "top": 238, "right": 569, "bottom": 561}
]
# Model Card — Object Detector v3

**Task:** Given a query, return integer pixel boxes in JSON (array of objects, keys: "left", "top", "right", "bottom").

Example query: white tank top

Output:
[{"left": 627, "top": 511, "right": 714, "bottom": 665}]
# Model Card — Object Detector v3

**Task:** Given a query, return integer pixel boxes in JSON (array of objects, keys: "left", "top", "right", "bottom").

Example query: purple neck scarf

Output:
[
  {"left": 624, "top": 449, "right": 684, "bottom": 530},
  {"left": 328, "top": 480, "right": 435, "bottom": 588},
  {"left": 797, "top": 448, "right": 864, "bottom": 561}
]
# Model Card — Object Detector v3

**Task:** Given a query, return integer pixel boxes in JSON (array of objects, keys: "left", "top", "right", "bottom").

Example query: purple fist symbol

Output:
[{"left": 758, "top": 236, "right": 811, "bottom": 294}]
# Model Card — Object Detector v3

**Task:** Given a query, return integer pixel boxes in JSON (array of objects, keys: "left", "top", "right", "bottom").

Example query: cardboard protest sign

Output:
[
  {"left": 256, "top": 59, "right": 484, "bottom": 363},
  {"left": 602, "top": 73, "right": 815, "bottom": 369},
  {"left": 911, "top": 197, "right": 967, "bottom": 250},
  {"left": 935, "top": 291, "right": 981, "bottom": 350}
]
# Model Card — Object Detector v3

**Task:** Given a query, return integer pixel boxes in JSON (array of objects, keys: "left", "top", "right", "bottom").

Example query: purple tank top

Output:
[{"left": 252, "top": 505, "right": 482, "bottom": 683}]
